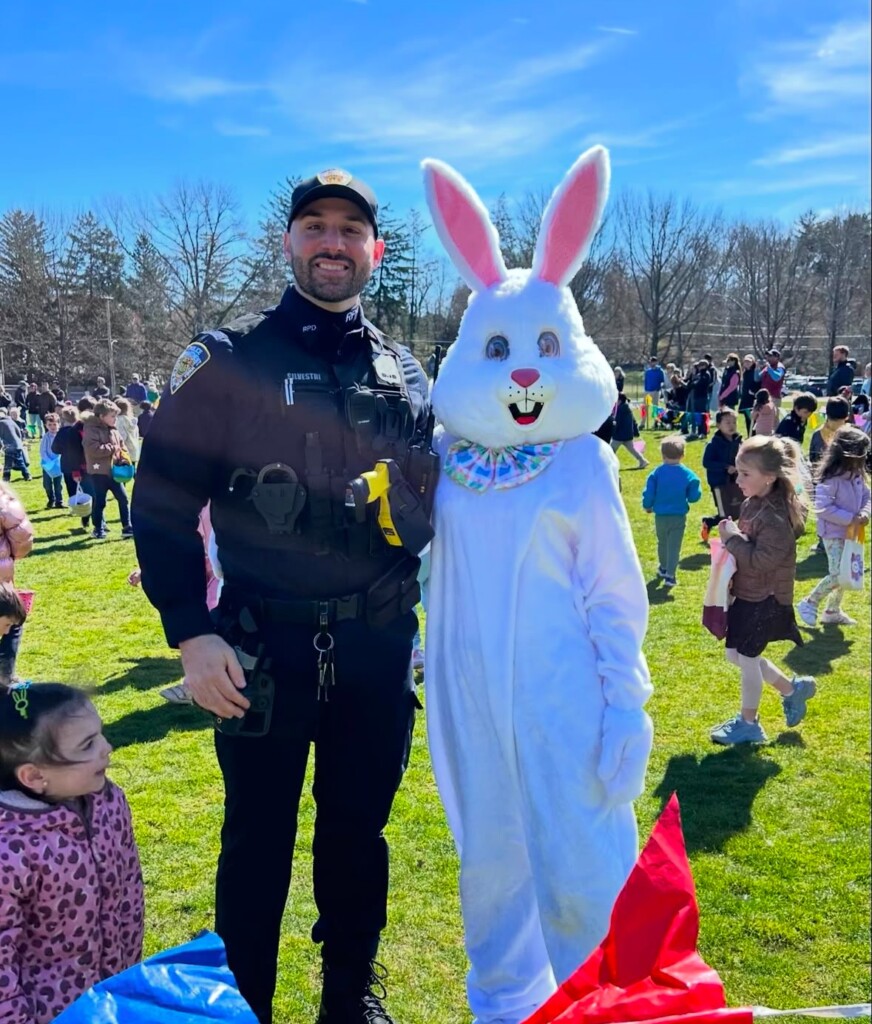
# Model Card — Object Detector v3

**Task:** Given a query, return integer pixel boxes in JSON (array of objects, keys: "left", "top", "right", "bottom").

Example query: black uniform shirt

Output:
[{"left": 132, "top": 286, "right": 428, "bottom": 647}]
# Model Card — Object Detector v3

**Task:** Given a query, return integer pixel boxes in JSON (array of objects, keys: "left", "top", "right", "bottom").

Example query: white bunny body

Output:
[{"left": 422, "top": 150, "right": 653, "bottom": 1024}]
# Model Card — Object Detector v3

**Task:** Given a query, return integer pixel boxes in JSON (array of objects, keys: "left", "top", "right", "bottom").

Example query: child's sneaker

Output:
[
  {"left": 657, "top": 566, "right": 669, "bottom": 579},
  {"left": 664, "top": 575, "right": 677, "bottom": 588},
  {"left": 797, "top": 598, "right": 818, "bottom": 627},
  {"left": 91, "top": 528, "right": 107, "bottom": 539},
  {"left": 710, "top": 714, "right": 767, "bottom": 745},
  {"left": 821, "top": 608, "right": 857, "bottom": 626},
  {"left": 782, "top": 676, "right": 817, "bottom": 727}
]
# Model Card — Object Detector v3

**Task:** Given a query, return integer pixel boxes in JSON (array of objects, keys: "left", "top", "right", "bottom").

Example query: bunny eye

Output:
[
  {"left": 538, "top": 331, "right": 560, "bottom": 358},
  {"left": 485, "top": 335, "right": 510, "bottom": 361}
]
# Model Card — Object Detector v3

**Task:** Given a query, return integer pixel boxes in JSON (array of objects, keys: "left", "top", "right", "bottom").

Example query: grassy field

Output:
[{"left": 14, "top": 430, "right": 871, "bottom": 1023}]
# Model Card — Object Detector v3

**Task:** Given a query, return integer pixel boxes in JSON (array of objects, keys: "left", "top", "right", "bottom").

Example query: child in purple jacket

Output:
[{"left": 798, "top": 426, "right": 871, "bottom": 627}]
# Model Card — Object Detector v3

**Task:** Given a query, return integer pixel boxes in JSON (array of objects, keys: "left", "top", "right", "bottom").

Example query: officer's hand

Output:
[{"left": 179, "top": 634, "right": 250, "bottom": 718}]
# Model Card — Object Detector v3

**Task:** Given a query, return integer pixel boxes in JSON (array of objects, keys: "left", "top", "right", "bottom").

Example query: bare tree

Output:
[
  {"left": 800, "top": 211, "right": 872, "bottom": 368},
  {"left": 618, "top": 190, "right": 730, "bottom": 364},
  {"left": 726, "top": 220, "right": 818, "bottom": 366},
  {"left": 114, "top": 181, "right": 257, "bottom": 338}
]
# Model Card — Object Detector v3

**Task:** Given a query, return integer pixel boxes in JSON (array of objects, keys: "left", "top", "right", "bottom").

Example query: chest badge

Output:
[{"left": 373, "top": 352, "right": 402, "bottom": 387}]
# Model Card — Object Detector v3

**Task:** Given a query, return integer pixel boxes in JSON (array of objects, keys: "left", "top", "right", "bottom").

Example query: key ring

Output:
[{"left": 313, "top": 631, "right": 335, "bottom": 654}]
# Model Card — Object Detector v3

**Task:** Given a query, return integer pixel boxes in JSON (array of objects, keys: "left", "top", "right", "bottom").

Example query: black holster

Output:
[
  {"left": 365, "top": 556, "right": 421, "bottom": 629},
  {"left": 213, "top": 608, "right": 276, "bottom": 738}
]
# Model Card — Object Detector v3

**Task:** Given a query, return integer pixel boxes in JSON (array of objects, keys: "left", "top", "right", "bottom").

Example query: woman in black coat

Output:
[{"left": 738, "top": 355, "right": 759, "bottom": 436}]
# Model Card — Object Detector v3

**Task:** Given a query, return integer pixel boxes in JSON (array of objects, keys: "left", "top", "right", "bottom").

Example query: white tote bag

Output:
[{"left": 838, "top": 525, "right": 865, "bottom": 591}]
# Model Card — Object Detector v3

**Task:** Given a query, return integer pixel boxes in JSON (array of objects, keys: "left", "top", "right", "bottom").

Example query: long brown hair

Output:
[{"left": 737, "top": 435, "right": 809, "bottom": 534}]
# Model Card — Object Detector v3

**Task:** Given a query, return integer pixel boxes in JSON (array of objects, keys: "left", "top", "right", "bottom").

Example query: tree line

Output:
[{"left": 0, "top": 175, "right": 868, "bottom": 390}]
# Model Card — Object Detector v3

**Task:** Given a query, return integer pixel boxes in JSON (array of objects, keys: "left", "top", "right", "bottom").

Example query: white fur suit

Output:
[{"left": 422, "top": 149, "right": 653, "bottom": 1024}]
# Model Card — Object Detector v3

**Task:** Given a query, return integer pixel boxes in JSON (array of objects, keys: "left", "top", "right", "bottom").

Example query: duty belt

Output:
[{"left": 222, "top": 585, "right": 365, "bottom": 627}]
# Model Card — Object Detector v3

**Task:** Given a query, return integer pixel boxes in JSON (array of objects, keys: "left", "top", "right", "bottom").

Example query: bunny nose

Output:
[{"left": 511, "top": 368, "right": 540, "bottom": 388}]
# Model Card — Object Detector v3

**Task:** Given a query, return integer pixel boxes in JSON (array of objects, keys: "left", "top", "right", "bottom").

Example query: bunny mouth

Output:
[{"left": 509, "top": 401, "right": 544, "bottom": 426}]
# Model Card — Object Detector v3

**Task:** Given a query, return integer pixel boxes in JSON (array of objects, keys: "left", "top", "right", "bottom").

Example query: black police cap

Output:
[{"left": 288, "top": 169, "right": 379, "bottom": 237}]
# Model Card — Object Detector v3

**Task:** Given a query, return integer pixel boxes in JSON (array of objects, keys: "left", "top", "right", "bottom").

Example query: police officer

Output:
[{"left": 132, "top": 169, "right": 430, "bottom": 1024}]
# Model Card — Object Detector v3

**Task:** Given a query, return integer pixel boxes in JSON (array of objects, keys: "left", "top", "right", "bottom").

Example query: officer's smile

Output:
[{"left": 313, "top": 256, "right": 354, "bottom": 276}]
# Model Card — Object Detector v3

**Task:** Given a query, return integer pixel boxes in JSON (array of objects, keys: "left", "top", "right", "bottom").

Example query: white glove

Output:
[{"left": 597, "top": 705, "right": 654, "bottom": 806}]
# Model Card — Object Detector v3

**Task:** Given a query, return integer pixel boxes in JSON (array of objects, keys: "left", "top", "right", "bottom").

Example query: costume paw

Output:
[{"left": 597, "top": 706, "right": 653, "bottom": 805}]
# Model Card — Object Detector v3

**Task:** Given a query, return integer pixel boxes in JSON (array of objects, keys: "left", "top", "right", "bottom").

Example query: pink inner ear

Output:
[
  {"left": 432, "top": 174, "right": 504, "bottom": 289},
  {"left": 537, "top": 161, "right": 601, "bottom": 286}
]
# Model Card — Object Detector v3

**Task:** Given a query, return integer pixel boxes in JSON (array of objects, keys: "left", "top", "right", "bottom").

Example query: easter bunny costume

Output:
[{"left": 422, "top": 148, "right": 653, "bottom": 1024}]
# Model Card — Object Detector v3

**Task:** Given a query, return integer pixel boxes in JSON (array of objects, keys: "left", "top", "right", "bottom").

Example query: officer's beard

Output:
[{"left": 291, "top": 253, "right": 372, "bottom": 307}]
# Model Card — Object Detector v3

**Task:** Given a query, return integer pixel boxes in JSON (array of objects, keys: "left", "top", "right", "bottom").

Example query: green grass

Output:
[{"left": 14, "top": 432, "right": 871, "bottom": 1023}]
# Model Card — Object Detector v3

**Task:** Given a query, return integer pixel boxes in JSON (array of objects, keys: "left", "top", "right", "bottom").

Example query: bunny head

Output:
[{"left": 422, "top": 147, "right": 617, "bottom": 449}]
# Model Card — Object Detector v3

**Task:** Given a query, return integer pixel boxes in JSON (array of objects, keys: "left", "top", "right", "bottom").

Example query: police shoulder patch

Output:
[{"left": 170, "top": 341, "right": 211, "bottom": 394}]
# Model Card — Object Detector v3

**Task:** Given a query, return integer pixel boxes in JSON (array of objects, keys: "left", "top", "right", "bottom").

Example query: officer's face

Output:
[{"left": 284, "top": 198, "right": 385, "bottom": 310}]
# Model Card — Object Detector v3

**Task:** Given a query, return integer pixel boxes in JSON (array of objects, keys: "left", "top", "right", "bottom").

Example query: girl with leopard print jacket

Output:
[{"left": 0, "top": 683, "right": 144, "bottom": 1024}]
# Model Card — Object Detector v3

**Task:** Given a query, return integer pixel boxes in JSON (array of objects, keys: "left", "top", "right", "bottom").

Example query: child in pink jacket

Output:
[
  {"left": 0, "top": 683, "right": 144, "bottom": 1023},
  {"left": 0, "top": 482, "right": 34, "bottom": 685}
]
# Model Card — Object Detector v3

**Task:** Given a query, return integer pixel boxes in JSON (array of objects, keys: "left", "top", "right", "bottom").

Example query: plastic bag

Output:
[
  {"left": 523, "top": 796, "right": 752, "bottom": 1024},
  {"left": 701, "top": 538, "right": 736, "bottom": 640},
  {"left": 40, "top": 453, "right": 62, "bottom": 478},
  {"left": 54, "top": 930, "right": 259, "bottom": 1023}
]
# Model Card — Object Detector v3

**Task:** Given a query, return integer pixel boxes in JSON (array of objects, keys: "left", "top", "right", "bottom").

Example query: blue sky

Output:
[{"left": 0, "top": 0, "right": 869, "bottom": 230}]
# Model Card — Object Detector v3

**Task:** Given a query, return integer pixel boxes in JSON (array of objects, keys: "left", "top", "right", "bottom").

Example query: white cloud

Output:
[
  {"left": 754, "top": 134, "right": 871, "bottom": 166},
  {"left": 596, "top": 25, "right": 638, "bottom": 36},
  {"left": 138, "top": 72, "right": 257, "bottom": 103},
  {"left": 746, "top": 19, "right": 871, "bottom": 115},
  {"left": 264, "top": 38, "right": 614, "bottom": 170},
  {"left": 214, "top": 119, "right": 271, "bottom": 138},
  {"left": 716, "top": 171, "right": 863, "bottom": 198}
]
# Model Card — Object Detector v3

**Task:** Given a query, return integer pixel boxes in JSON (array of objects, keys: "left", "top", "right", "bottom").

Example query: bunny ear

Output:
[
  {"left": 531, "top": 146, "right": 610, "bottom": 288},
  {"left": 422, "top": 159, "right": 508, "bottom": 291}
]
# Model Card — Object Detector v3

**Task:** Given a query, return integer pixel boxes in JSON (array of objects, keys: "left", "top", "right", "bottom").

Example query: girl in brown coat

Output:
[
  {"left": 712, "top": 435, "right": 816, "bottom": 745},
  {"left": 82, "top": 400, "right": 132, "bottom": 540}
]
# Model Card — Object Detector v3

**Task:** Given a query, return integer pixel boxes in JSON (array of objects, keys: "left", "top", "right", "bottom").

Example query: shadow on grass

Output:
[
  {"left": 784, "top": 628, "right": 853, "bottom": 676},
  {"left": 653, "top": 747, "right": 781, "bottom": 853},
  {"left": 646, "top": 579, "right": 675, "bottom": 606},
  {"left": 31, "top": 537, "right": 93, "bottom": 556},
  {"left": 96, "top": 656, "right": 183, "bottom": 696},
  {"left": 795, "top": 550, "right": 828, "bottom": 581},
  {"left": 679, "top": 552, "right": 710, "bottom": 572},
  {"left": 105, "top": 702, "right": 211, "bottom": 749}
]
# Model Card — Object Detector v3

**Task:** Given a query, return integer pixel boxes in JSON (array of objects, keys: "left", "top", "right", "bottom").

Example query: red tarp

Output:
[{"left": 523, "top": 795, "right": 752, "bottom": 1024}]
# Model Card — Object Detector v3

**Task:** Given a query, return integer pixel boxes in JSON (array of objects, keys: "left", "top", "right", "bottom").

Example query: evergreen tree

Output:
[
  {"left": 124, "top": 232, "right": 175, "bottom": 380},
  {"left": 364, "top": 205, "right": 412, "bottom": 337},
  {"left": 0, "top": 209, "right": 53, "bottom": 381}
]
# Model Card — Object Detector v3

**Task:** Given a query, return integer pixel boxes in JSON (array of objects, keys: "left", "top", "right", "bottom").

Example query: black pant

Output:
[
  {"left": 3, "top": 448, "right": 30, "bottom": 481},
  {"left": 0, "top": 622, "right": 23, "bottom": 685},
  {"left": 91, "top": 474, "right": 130, "bottom": 531},
  {"left": 213, "top": 608, "right": 418, "bottom": 1024}
]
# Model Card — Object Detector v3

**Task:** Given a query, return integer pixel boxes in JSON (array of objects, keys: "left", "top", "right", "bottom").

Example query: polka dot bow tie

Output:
[{"left": 444, "top": 439, "right": 564, "bottom": 492}]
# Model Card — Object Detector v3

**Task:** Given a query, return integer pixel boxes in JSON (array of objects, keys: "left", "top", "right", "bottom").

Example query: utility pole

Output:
[{"left": 105, "top": 296, "right": 116, "bottom": 396}]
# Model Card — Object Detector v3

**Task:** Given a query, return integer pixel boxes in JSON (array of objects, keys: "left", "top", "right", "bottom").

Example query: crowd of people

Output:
[
  {"left": 610, "top": 346, "right": 869, "bottom": 441},
  {"left": 0, "top": 158, "right": 868, "bottom": 1024},
  {"left": 0, "top": 375, "right": 157, "bottom": 539}
]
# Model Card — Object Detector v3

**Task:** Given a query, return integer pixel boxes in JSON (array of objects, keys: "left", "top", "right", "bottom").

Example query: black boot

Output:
[{"left": 316, "top": 961, "right": 396, "bottom": 1024}]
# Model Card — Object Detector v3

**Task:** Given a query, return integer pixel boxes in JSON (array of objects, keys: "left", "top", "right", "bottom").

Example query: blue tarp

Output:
[{"left": 54, "top": 931, "right": 259, "bottom": 1023}]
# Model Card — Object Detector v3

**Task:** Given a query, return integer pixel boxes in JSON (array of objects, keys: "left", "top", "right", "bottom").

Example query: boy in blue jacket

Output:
[
  {"left": 642, "top": 436, "right": 702, "bottom": 587},
  {"left": 700, "top": 409, "right": 744, "bottom": 541}
]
